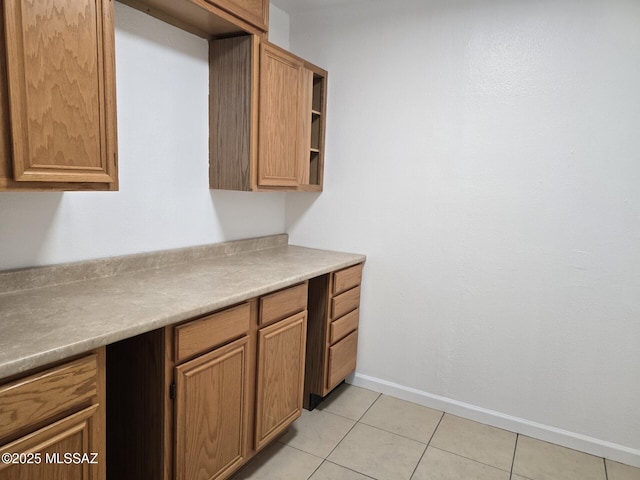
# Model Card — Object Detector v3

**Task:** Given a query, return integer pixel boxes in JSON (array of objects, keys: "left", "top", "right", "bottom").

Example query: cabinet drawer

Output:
[
  {"left": 0, "top": 354, "right": 98, "bottom": 439},
  {"left": 331, "top": 285, "right": 360, "bottom": 320},
  {"left": 332, "top": 263, "right": 363, "bottom": 295},
  {"left": 260, "top": 282, "right": 308, "bottom": 326},
  {"left": 175, "top": 303, "right": 250, "bottom": 363},
  {"left": 326, "top": 330, "right": 358, "bottom": 391},
  {"left": 329, "top": 309, "right": 359, "bottom": 345}
]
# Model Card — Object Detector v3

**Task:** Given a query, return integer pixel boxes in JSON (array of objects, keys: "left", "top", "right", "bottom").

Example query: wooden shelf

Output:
[{"left": 311, "top": 110, "right": 322, "bottom": 116}]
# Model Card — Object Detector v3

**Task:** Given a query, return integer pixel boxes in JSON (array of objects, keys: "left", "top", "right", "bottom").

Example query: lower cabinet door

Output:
[
  {"left": 0, "top": 404, "right": 101, "bottom": 480},
  {"left": 255, "top": 311, "right": 307, "bottom": 450},
  {"left": 174, "top": 336, "right": 249, "bottom": 480}
]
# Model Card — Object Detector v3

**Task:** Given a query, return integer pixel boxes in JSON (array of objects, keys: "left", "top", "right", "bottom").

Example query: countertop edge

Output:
[{"left": 0, "top": 247, "right": 366, "bottom": 380}]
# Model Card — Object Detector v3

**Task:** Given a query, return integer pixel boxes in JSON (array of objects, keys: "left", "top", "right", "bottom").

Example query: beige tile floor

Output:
[{"left": 233, "top": 384, "right": 640, "bottom": 480}]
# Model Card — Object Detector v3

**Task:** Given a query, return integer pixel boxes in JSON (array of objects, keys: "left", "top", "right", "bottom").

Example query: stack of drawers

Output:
[{"left": 304, "top": 263, "right": 363, "bottom": 408}]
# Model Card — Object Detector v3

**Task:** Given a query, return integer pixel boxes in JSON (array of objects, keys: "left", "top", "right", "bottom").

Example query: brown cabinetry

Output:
[
  {"left": 174, "top": 336, "right": 250, "bottom": 480},
  {"left": 0, "top": 0, "right": 118, "bottom": 191},
  {"left": 305, "top": 263, "right": 363, "bottom": 408},
  {"left": 258, "top": 42, "right": 305, "bottom": 187},
  {"left": 255, "top": 311, "right": 306, "bottom": 451},
  {"left": 108, "top": 283, "right": 308, "bottom": 480},
  {"left": 207, "top": 0, "right": 268, "bottom": 32},
  {"left": 0, "top": 350, "right": 106, "bottom": 480},
  {"left": 119, "top": 0, "right": 268, "bottom": 38},
  {"left": 210, "top": 36, "right": 327, "bottom": 192},
  {"left": 254, "top": 284, "right": 308, "bottom": 450}
]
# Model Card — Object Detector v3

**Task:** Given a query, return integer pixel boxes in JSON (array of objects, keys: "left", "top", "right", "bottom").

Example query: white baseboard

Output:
[{"left": 349, "top": 372, "right": 640, "bottom": 468}]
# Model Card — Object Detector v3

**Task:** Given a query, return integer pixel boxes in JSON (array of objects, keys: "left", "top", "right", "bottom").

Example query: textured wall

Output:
[{"left": 285, "top": 0, "right": 640, "bottom": 465}]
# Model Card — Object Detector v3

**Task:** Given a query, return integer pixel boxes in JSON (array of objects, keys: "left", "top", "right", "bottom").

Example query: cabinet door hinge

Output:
[{"left": 169, "top": 382, "right": 176, "bottom": 400}]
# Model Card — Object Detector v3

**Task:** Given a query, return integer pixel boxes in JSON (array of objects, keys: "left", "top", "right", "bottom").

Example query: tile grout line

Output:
[
  {"left": 323, "top": 460, "right": 379, "bottom": 480},
  {"left": 603, "top": 457, "right": 608, "bottom": 480},
  {"left": 322, "top": 392, "right": 382, "bottom": 464},
  {"left": 311, "top": 393, "right": 383, "bottom": 479},
  {"left": 357, "top": 391, "right": 383, "bottom": 421},
  {"left": 419, "top": 412, "right": 515, "bottom": 475},
  {"left": 408, "top": 410, "right": 445, "bottom": 479},
  {"left": 349, "top": 419, "right": 436, "bottom": 447},
  {"left": 354, "top": 392, "right": 449, "bottom": 445},
  {"left": 320, "top": 390, "right": 382, "bottom": 422},
  {"left": 509, "top": 434, "right": 520, "bottom": 480},
  {"left": 428, "top": 445, "right": 514, "bottom": 475}
]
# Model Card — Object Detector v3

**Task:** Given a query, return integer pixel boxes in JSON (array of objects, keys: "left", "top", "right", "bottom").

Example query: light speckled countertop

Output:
[{"left": 0, "top": 235, "right": 365, "bottom": 379}]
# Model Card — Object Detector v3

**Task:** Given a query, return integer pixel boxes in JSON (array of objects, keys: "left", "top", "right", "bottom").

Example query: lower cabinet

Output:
[
  {"left": 305, "top": 263, "right": 364, "bottom": 408},
  {"left": 0, "top": 350, "right": 106, "bottom": 480},
  {"left": 107, "top": 282, "right": 308, "bottom": 480},
  {"left": 174, "top": 336, "right": 250, "bottom": 480},
  {"left": 255, "top": 311, "right": 307, "bottom": 451}
]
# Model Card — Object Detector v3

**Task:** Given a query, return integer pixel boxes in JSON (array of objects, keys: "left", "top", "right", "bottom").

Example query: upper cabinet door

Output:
[
  {"left": 208, "top": 0, "right": 269, "bottom": 32},
  {"left": 258, "top": 43, "right": 304, "bottom": 188},
  {"left": 3, "top": 0, "right": 117, "bottom": 185}
]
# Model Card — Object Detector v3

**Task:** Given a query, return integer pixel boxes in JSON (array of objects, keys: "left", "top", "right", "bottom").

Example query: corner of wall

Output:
[{"left": 268, "top": 3, "right": 291, "bottom": 50}]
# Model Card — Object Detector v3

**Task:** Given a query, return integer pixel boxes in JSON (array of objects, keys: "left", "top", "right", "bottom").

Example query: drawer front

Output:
[
  {"left": 331, "top": 285, "right": 360, "bottom": 320},
  {"left": 326, "top": 330, "right": 358, "bottom": 391},
  {"left": 175, "top": 303, "right": 250, "bottom": 363},
  {"left": 260, "top": 282, "right": 308, "bottom": 326},
  {"left": 329, "top": 309, "right": 359, "bottom": 345},
  {"left": 332, "top": 263, "right": 363, "bottom": 295},
  {"left": 0, "top": 354, "right": 98, "bottom": 439}
]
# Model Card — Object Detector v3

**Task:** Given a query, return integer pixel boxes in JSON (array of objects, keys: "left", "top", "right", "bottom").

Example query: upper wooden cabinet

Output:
[
  {"left": 0, "top": 0, "right": 118, "bottom": 191},
  {"left": 258, "top": 43, "right": 305, "bottom": 187},
  {"left": 208, "top": 0, "right": 268, "bottom": 32},
  {"left": 119, "top": 0, "right": 268, "bottom": 38},
  {"left": 210, "top": 36, "right": 327, "bottom": 192}
]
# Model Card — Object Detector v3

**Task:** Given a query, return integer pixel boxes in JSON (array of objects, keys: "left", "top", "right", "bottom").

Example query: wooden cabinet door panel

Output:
[
  {"left": 258, "top": 43, "right": 303, "bottom": 187},
  {"left": 0, "top": 14, "right": 11, "bottom": 181},
  {"left": 0, "top": 404, "right": 100, "bottom": 480},
  {"left": 208, "top": 0, "right": 268, "bottom": 31},
  {"left": 3, "top": 0, "right": 117, "bottom": 184},
  {"left": 255, "top": 311, "right": 306, "bottom": 450},
  {"left": 174, "top": 336, "right": 249, "bottom": 480}
]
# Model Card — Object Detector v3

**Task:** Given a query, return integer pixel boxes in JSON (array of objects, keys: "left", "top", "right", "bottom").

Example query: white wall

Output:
[
  {"left": 268, "top": 4, "right": 291, "bottom": 50},
  {"left": 285, "top": 0, "right": 640, "bottom": 465},
  {"left": 0, "top": 3, "right": 290, "bottom": 271}
]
